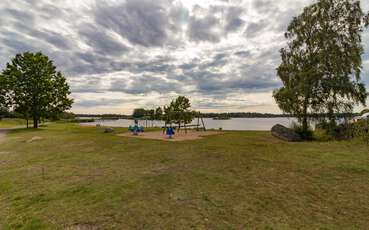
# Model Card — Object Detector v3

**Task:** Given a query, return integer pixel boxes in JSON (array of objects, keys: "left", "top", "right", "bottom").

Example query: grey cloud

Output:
[
  {"left": 29, "top": 30, "right": 72, "bottom": 50},
  {"left": 1, "top": 36, "right": 37, "bottom": 53},
  {"left": 79, "top": 24, "right": 129, "bottom": 56},
  {"left": 2, "top": 8, "right": 35, "bottom": 23},
  {"left": 37, "top": 4, "right": 68, "bottom": 19},
  {"left": 200, "top": 53, "right": 229, "bottom": 68},
  {"left": 234, "top": 50, "right": 251, "bottom": 57},
  {"left": 110, "top": 75, "right": 183, "bottom": 94},
  {"left": 188, "top": 14, "right": 222, "bottom": 42},
  {"left": 244, "top": 20, "right": 269, "bottom": 38},
  {"left": 1, "top": 0, "right": 368, "bottom": 112},
  {"left": 93, "top": 0, "right": 185, "bottom": 47},
  {"left": 225, "top": 7, "right": 245, "bottom": 32},
  {"left": 74, "top": 98, "right": 132, "bottom": 108},
  {"left": 252, "top": 0, "right": 277, "bottom": 14},
  {"left": 195, "top": 75, "right": 280, "bottom": 94},
  {"left": 70, "top": 76, "right": 106, "bottom": 93},
  {"left": 188, "top": 4, "right": 245, "bottom": 43}
]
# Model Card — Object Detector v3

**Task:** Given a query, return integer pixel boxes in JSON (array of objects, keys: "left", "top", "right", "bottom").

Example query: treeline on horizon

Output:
[
  {"left": 74, "top": 112, "right": 361, "bottom": 119},
  {"left": 2, "top": 109, "right": 363, "bottom": 120}
]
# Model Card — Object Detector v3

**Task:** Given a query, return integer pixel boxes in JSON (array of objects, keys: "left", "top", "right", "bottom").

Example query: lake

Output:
[{"left": 82, "top": 117, "right": 297, "bottom": 131}]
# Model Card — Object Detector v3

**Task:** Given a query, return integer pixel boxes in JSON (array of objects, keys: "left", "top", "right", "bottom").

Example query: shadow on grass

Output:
[{"left": 9, "top": 127, "right": 48, "bottom": 135}]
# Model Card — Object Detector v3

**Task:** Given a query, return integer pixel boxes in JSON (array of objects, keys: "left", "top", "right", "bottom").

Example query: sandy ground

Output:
[
  {"left": 0, "top": 126, "right": 27, "bottom": 140},
  {"left": 118, "top": 130, "right": 223, "bottom": 142},
  {"left": 0, "top": 129, "right": 9, "bottom": 139}
]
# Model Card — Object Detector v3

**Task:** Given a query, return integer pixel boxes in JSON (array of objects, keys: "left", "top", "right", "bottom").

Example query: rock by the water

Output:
[
  {"left": 271, "top": 124, "right": 302, "bottom": 142},
  {"left": 104, "top": 127, "right": 115, "bottom": 133}
]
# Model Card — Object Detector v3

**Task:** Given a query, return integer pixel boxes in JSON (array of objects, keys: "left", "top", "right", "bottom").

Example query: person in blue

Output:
[{"left": 166, "top": 126, "right": 175, "bottom": 139}]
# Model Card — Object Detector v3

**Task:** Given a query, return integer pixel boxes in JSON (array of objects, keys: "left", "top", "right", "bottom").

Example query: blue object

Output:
[
  {"left": 166, "top": 127, "right": 175, "bottom": 138},
  {"left": 128, "top": 124, "right": 144, "bottom": 135}
]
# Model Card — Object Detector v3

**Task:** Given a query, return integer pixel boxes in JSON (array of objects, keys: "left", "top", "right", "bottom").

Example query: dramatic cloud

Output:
[
  {"left": 0, "top": 0, "right": 368, "bottom": 114},
  {"left": 93, "top": 0, "right": 186, "bottom": 47}
]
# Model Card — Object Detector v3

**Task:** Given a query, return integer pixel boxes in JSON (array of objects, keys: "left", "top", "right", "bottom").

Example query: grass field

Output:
[
  {"left": 0, "top": 118, "right": 29, "bottom": 128},
  {"left": 0, "top": 122, "right": 369, "bottom": 229}
]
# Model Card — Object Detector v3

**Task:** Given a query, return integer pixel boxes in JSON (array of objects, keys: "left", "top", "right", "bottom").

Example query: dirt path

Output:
[
  {"left": 0, "top": 129, "right": 9, "bottom": 139},
  {"left": 0, "top": 126, "right": 27, "bottom": 140},
  {"left": 118, "top": 130, "right": 224, "bottom": 142}
]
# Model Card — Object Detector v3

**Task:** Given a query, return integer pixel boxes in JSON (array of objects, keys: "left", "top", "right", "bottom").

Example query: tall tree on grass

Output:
[
  {"left": 0, "top": 74, "right": 7, "bottom": 119},
  {"left": 154, "top": 107, "right": 163, "bottom": 120},
  {"left": 132, "top": 108, "right": 146, "bottom": 119},
  {"left": 163, "top": 96, "right": 194, "bottom": 125},
  {"left": 0, "top": 52, "right": 73, "bottom": 128},
  {"left": 274, "top": 0, "right": 369, "bottom": 134}
]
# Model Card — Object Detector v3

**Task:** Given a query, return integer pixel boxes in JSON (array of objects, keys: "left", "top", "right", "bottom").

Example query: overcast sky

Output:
[{"left": 1, "top": 0, "right": 368, "bottom": 114}]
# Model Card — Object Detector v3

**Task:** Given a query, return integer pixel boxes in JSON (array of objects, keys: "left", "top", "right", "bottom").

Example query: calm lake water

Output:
[{"left": 82, "top": 117, "right": 297, "bottom": 131}]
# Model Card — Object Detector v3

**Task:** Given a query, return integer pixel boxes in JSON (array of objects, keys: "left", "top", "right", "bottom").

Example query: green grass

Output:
[
  {"left": 0, "top": 123, "right": 369, "bottom": 229},
  {"left": 0, "top": 118, "right": 29, "bottom": 128}
]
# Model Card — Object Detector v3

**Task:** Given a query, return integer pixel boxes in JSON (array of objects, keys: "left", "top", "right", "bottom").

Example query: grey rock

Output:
[{"left": 271, "top": 124, "right": 302, "bottom": 142}]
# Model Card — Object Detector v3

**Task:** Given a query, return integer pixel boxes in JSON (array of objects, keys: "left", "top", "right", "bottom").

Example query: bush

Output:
[
  {"left": 352, "top": 119, "right": 369, "bottom": 144},
  {"left": 69, "top": 118, "right": 95, "bottom": 123},
  {"left": 315, "top": 120, "right": 355, "bottom": 141},
  {"left": 291, "top": 122, "right": 313, "bottom": 140},
  {"left": 0, "top": 107, "right": 9, "bottom": 119}
]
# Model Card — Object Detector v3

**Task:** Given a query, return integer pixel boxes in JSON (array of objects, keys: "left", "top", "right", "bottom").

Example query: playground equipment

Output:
[
  {"left": 166, "top": 126, "right": 175, "bottom": 139},
  {"left": 162, "top": 112, "right": 206, "bottom": 134},
  {"left": 128, "top": 120, "right": 145, "bottom": 135}
]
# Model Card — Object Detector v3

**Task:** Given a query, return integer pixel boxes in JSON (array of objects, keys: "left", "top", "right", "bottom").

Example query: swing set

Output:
[{"left": 162, "top": 111, "right": 206, "bottom": 134}]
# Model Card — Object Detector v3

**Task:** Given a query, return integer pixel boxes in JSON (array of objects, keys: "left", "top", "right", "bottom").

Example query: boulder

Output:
[
  {"left": 271, "top": 124, "right": 302, "bottom": 142},
  {"left": 104, "top": 127, "right": 115, "bottom": 133}
]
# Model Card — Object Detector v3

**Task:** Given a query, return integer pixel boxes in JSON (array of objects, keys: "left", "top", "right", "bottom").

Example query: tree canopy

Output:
[
  {"left": 134, "top": 96, "right": 195, "bottom": 126},
  {"left": 0, "top": 52, "right": 73, "bottom": 128},
  {"left": 163, "top": 96, "right": 194, "bottom": 125},
  {"left": 274, "top": 0, "right": 369, "bottom": 135}
]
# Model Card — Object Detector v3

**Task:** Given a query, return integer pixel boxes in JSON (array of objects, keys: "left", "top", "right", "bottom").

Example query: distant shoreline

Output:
[{"left": 75, "top": 112, "right": 359, "bottom": 119}]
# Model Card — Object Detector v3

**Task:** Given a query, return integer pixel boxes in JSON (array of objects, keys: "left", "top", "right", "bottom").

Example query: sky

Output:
[{"left": 0, "top": 0, "right": 369, "bottom": 114}]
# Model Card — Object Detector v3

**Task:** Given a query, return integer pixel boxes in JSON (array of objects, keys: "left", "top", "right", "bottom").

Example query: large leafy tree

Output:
[
  {"left": 1, "top": 52, "right": 73, "bottom": 128},
  {"left": 132, "top": 108, "right": 147, "bottom": 119},
  {"left": 163, "top": 96, "right": 194, "bottom": 125},
  {"left": 154, "top": 106, "right": 163, "bottom": 120},
  {"left": 274, "top": 0, "right": 369, "bottom": 134},
  {"left": 0, "top": 75, "right": 7, "bottom": 118}
]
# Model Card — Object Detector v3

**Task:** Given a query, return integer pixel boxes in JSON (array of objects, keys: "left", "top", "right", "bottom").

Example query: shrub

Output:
[
  {"left": 291, "top": 122, "right": 313, "bottom": 140},
  {"left": 69, "top": 118, "right": 95, "bottom": 123},
  {"left": 352, "top": 119, "right": 369, "bottom": 144},
  {"left": 315, "top": 120, "right": 355, "bottom": 141}
]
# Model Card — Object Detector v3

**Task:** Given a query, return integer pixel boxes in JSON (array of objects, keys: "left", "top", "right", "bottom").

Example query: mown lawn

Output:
[
  {"left": 0, "top": 118, "right": 29, "bottom": 128},
  {"left": 0, "top": 122, "right": 368, "bottom": 229}
]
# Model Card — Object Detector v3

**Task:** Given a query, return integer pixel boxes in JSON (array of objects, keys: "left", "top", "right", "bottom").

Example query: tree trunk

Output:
[
  {"left": 302, "top": 116, "right": 308, "bottom": 134},
  {"left": 328, "top": 105, "right": 336, "bottom": 128},
  {"left": 302, "top": 98, "right": 309, "bottom": 134},
  {"left": 33, "top": 117, "right": 38, "bottom": 128},
  {"left": 26, "top": 119, "right": 29, "bottom": 128}
]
